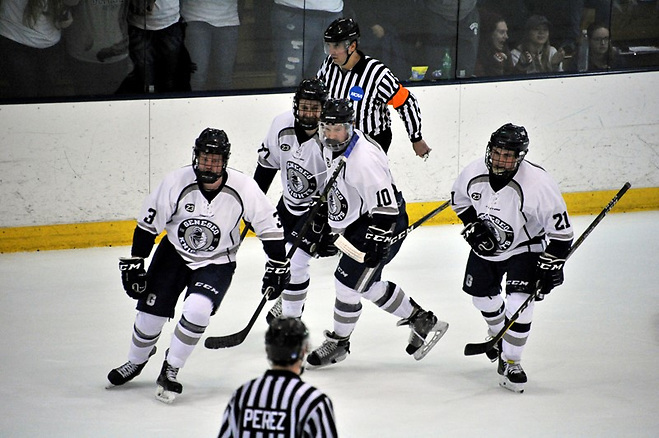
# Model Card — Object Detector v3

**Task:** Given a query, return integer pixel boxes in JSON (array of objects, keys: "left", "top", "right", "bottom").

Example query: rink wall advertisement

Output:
[{"left": 1, "top": 71, "right": 658, "bottom": 251}]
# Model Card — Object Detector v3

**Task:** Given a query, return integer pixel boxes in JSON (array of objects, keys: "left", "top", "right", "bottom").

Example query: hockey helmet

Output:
[
  {"left": 319, "top": 98, "right": 355, "bottom": 153},
  {"left": 485, "top": 123, "right": 529, "bottom": 178},
  {"left": 193, "top": 128, "right": 231, "bottom": 184},
  {"left": 293, "top": 78, "right": 328, "bottom": 130},
  {"left": 265, "top": 317, "right": 309, "bottom": 366},
  {"left": 324, "top": 17, "right": 360, "bottom": 44}
]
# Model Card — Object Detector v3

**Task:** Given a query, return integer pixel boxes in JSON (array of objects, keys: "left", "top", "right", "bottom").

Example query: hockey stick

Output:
[
  {"left": 463, "top": 181, "right": 632, "bottom": 357},
  {"left": 205, "top": 141, "right": 356, "bottom": 349},
  {"left": 333, "top": 200, "right": 451, "bottom": 263}
]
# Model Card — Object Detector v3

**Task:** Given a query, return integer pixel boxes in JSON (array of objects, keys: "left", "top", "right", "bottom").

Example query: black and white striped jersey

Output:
[
  {"left": 218, "top": 369, "right": 338, "bottom": 438},
  {"left": 317, "top": 51, "right": 423, "bottom": 142}
]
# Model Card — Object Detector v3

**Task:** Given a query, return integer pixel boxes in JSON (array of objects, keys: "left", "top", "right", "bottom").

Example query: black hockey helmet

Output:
[
  {"left": 485, "top": 123, "right": 529, "bottom": 178},
  {"left": 293, "top": 78, "right": 328, "bottom": 130},
  {"left": 265, "top": 317, "right": 309, "bottom": 366},
  {"left": 193, "top": 128, "right": 231, "bottom": 184},
  {"left": 319, "top": 98, "right": 355, "bottom": 153},
  {"left": 324, "top": 17, "right": 360, "bottom": 44}
]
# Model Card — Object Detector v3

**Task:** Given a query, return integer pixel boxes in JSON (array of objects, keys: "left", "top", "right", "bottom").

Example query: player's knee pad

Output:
[
  {"left": 335, "top": 279, "right": 361, "bottom": 305},
  {"left": 472, "top": 295, "right": 505, "bottom": 313},
  {"left": 290, "top": 249, "right": 312, "bottom": 284},
  {"left": 135, "top": 311, "right": 168, "bottom": 337},
  {"left": 182, "top": 293, "right": 213, "bottom": 327},
  {"left": 506, "top": 292, "right": 534, "bottom": 324}
]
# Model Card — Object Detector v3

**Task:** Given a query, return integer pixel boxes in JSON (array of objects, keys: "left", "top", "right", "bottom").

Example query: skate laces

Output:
[
  {"left": 314, "top": 331, "right": 343, "bottom": 358},
  {"left": 269, "top": 297, "right": 283, "bottom": 318},
  {"left": 413, "top": 311, "right": 437, "bottom": 336},
  {"left": 164, "top": 363, "right": 180, "bottom": 381},
  {"left": 116, "top": 361, "right": 139, "bottom": 378},
  {"left": 506, "top": 361, "right": 523, "bottom": 375}
]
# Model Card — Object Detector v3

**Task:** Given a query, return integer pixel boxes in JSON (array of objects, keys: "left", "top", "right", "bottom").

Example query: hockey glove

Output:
[
  {"left": 535, "top": 252, "right": 566, "bottom": 297},
  {"left": 290, "top": 199, "right": 329, "bottom": 255},
  {"left": 119, "top": 257, "right": 147, "bottom": 299},
  {"left": 262, "top": 259, "right": 291, "bottom": 300},
  {"left": 461, "top": 219, "right": 499, "bottom": 256},
  {"left": 363, "top": 225, "right": 392, "bottom": 268},
  {"left": 315, "top": 231, "right": 339, "bottom": 258}
]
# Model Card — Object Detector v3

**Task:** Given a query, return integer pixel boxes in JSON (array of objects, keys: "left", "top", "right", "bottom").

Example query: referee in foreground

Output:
[{"left": 218, "top": 318, "right": 338, "bottom": 437}]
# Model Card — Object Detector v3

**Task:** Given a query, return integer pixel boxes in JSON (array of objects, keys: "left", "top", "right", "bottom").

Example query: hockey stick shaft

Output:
[
  {"left": 205, "top": 155, "right": 351, "bottom": 349},
  {"left": 463, "top": 182, "right": 631, "bottom": 356},
  {"left": 334, "top": 200, "right": 451, "bottom": 263}
]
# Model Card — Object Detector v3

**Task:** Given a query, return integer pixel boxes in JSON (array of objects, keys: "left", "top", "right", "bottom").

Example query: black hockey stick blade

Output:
[
  {"left": 204, "top": 288, "right": 272, "bottom": 349},
  {"left": 463, "top": 182, "right": 631, "bottom": 357}
]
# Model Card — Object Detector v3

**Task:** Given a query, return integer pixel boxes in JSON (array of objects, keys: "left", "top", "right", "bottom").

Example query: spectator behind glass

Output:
[
  {"left": 123, "top": 0, "right": 190, "bottom": 93},
  {"left": 477, "top": 0, "right": 529, "bottom": 48},
  {"left": 181, "top": 0, "right": 239, "bottom": 91},
  {"left": 511, "top": 14, "right": 564, "bottom": 73},
  {"left": 346, "top": 0, "right": 410, "bottom": 81},
  {"left": 64, "top": 0, "right": 132, "bottom": 96},
  {"left": 586, "top": 22, "right": 620, "bottom": 71},
  {"left": 271, "top": 0, "right": 343, "bottom": 87},
  {"left": 475, "top": 10, "right": 527, "bottom": 77},
  {"left": 421, "top": 0, "right": 480, "bottom": 79},
  {"left": 0, "top": 0, "right": 77, "bottom": 99}
]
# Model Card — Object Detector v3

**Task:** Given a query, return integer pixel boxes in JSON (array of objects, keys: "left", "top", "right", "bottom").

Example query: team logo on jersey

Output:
[
  {"left": 280, "top": 143, "right": 291, "bottom": 152},
  {"left": 177, "top": 218, "right": 221, "bottom": 253},
  {"left": 471, "top": 193, "right": 481, "bottom": 201},
  {"left": 349, "top": 86, "right": 364, "bottom": 101},
  {"left": 327, "top": 184, "right": 347, "bottom": 221},
  {"left": 185, "top": 203, "right": 195, "bottom": 213},
  {"left": 286, "top": 162, "right": 316, "bottom": 200},
  {"left": 479, "top": 215, "right": 514, "bottom": 253}
]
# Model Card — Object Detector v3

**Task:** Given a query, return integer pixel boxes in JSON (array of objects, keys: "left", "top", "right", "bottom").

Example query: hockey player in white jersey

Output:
[
  {"left": 451, "top": 123, "right": 574, "bottom": 393},
  {"left": 253, "top": 78, "right": 339, "bottom": 323},
  {"left": 107, "top": 128, "right": 290, "bottom": 403},
  {"left": 305, "top": 98, "right": 449, "bottom": 369}
]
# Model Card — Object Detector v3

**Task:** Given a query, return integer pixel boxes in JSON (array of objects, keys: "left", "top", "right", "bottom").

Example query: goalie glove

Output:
[
  {"left": 118, "top": 257, "right": 147, "bottom": 299},
  {"left": 460, "top": 219, "right": 499, "bottom": 256},
  {"left": 363, "top": 225, "right": 392, "bottom": 268},
  {"left": 262, "top": 259, "right": 291, "bottom": 300},
  {"left": 535, "top": 252, "right": 565, "bottom": 298}
]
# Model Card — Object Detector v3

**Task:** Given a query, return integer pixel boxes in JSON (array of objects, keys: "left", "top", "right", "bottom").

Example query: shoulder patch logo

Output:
[
  {"left": 471, "top": 193, "right": 481, "bottom": 201},
  {"left": 349, "top": 86, "right": 364, "bottom": 101},
  {"left": 185, "top": 203, "right": 195, "bottom": 212},
  {"left": 281, "top": 143, "right": 291, "bottom": 152}
]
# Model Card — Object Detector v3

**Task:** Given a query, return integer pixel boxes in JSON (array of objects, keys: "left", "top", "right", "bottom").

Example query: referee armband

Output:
[{"left": 387, "top": 84, "right": 410, "bottom": 109}]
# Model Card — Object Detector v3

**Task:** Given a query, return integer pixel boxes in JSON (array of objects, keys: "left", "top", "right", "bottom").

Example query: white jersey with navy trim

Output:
[
  {"left": 451, "top": 158, "right": 574, "bottom": 262},
  {"left": 323, "top": 130, "right": 399, "bottom": 232},
  {"left": 316, "top": 51, "right": 423, "bottom": 141},
  {"left": 136, "top": 166, "right": 283, "bottom": 269},
  {"left": 257, "top": 110, "right": 328, "bottom": 215},
  {"left": 218, "top": 369, "right": 338, "bottom": 438}
]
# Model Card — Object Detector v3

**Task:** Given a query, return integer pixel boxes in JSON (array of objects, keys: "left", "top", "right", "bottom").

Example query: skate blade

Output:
[
  {"left": 412, "top": 321, "right": 449, "bottom": 361},
  {"left": 498, "top": 376, "right": 525, "bottom": 393},
  {"left": 305, "top": 353, "right": 348, "bottom": 370},
  {"left": 155, "top": 385, "right": 178, "bottom": 404}
]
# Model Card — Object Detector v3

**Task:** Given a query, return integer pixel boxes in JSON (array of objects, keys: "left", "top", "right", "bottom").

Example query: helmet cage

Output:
[
  {"left": 293, "top": 79, "right": 328, "bottom": 130},
  {"left": 319, "top": 98, "right": 355, "bottom": 152},
  {"left": 319, "top": 122, "right": 354, "bottom": 153},
  {"left": 485, "top": 123, "right": 529, "bottom": 178},
  {"left": 193, "top": 128, "right": 231, "bottom": 184}
]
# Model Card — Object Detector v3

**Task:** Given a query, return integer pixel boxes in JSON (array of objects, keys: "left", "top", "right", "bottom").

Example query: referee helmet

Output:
[{"left": 265, "top": 317, "right": 309, "bottom": 366}]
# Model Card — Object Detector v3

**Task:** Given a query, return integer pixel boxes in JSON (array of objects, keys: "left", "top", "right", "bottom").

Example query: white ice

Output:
[{"left": 1, "top": 211, "right": 658, "bottom": 437}]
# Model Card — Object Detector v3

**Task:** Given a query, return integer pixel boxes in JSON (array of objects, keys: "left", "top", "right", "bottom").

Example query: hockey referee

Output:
[
  {"left": 218, "top": 317, "right": 338, "bottom": 437},
  {"left": 317, "top": 17, "right": 432, "bottom": 159}
]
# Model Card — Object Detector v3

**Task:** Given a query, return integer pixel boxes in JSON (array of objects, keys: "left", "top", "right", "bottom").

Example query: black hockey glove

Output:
[
  {"left": 262, "top": 259, "right": 291, "bottom": 300},
  {"left": 535, "top": 252, "right": 566, "bottom": 298},
  {"left": 315, "top": 232, "right": 339, "bottom": 258},
  {"left": 363, "top": 225, "right": 392, "bottom": 268},
  {"left": 461, "top": 219, "right": 499, "bottom": 256},
  {"left": 290, "top": 199, "right": 329, "bottom": 255},
  {"left": 119, "top": 257, "right": 147, "bottom": 299}
]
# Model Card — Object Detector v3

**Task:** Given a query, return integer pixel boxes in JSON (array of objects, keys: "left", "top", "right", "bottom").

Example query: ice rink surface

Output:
[{"left": 1, "top": 211, "right": 658, "bottom": 437}]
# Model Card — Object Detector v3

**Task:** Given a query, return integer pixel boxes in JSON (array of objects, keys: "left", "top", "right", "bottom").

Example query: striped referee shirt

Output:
[
  {"left": 218, "top": 369, "right": 338, "bottom": 438},
  {"left": 317, "top": 50, "right": 423, "bottom": 142}
]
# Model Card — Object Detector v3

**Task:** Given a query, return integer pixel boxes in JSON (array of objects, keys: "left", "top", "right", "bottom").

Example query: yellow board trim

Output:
[{"left": 1, "top": 187, "right": 657, "bottom": 253}]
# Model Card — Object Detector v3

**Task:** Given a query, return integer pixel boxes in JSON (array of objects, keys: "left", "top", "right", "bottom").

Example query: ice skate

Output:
[
  {"left": 306, "top": 330, "right": 350, "bottom": 369},
  {"left": 106, "top": 346, "right": 157, "bottom": 388},
  {"left": 498, "top": 356, "right": 527, "bottom": 393},
  {"left": 266, "top": 296, "right": 283, "bottom": 324},
  {"left": 397, "top": 307, "right": 449, "bottom": 360},
  {"left": 155, "top": 354, "right": 183, "bottom": 403}
]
